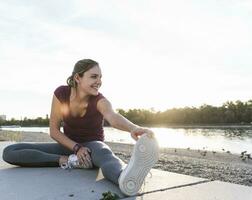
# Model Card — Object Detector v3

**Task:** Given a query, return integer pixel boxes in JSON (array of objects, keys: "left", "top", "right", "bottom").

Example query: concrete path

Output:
[{"left": 0, "top": 142, "right": 251, "bottom": 200}]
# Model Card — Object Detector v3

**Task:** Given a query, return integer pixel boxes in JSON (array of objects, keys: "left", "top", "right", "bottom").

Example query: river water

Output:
[{"left": 1, "top": 126, "right": 252, "bottom": 154}]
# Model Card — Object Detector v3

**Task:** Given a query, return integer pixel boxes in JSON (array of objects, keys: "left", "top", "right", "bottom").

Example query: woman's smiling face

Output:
[{"left": 76, "top": 65, "right": 102, "bottom": 96}]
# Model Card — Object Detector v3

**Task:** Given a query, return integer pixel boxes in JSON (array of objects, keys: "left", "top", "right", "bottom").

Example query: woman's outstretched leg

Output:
[
  {"left": 2, "top": 142, "right": 72, "bottom": 167},
  {"left": 84, "top": 141, "right": 125, "bottom": 185}
]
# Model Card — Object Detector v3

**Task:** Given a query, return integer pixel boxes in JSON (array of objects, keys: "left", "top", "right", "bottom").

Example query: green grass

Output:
[{"left": 100, "top": 191, "right": 119, "bottom": 200}]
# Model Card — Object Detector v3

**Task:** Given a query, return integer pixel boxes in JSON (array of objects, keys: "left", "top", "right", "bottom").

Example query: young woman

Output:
[{"left": 2, "top": 59, "right": 159, "bottom": 196}]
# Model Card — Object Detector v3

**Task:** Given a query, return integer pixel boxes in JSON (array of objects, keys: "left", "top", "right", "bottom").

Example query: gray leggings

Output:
[{"left": 2, "top": 141, "right": 124, "bottom": 184}]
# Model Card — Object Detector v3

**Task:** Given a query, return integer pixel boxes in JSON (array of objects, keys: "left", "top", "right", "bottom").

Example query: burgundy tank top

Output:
[{"left": 54, "top": 85, "right": 105, "bottom": 143}]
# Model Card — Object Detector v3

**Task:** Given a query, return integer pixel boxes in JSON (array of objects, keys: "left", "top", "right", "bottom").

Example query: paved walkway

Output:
[{"left": 0, "top": 142, "right": 251, "bottom": 200}]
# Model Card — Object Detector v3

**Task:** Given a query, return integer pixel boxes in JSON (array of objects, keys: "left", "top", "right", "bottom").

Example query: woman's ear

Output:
[{"left": 74, "top": 74, "right": 80, "bottom": 83}]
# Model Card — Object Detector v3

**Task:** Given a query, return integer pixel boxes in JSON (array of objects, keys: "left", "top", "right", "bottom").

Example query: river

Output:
[{"left": 1, "top": 126, "right": 252, "bottom": 154}]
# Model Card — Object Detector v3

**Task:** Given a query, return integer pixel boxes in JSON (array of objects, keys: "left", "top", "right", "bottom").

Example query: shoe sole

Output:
[{"left": 119, "top": 134, "right": 159, "bottom": 196}]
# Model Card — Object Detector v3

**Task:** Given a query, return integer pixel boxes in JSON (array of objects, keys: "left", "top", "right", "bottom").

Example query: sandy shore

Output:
[{"left": 0, "top": 130, "right": 251, "bottom": 186}]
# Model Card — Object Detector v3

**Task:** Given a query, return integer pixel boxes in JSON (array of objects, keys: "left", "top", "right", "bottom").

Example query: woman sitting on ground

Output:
[{"left": 2, "top": 59, "right": 159, "bottom": 196}]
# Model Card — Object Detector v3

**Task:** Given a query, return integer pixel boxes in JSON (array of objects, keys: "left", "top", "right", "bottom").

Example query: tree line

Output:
[
  {"left": 117, "top": 100, "right": 252, "bottom": 126},
  {"left": 0, "top": 116, "right": 49, "bottom": 127},
  {"left": 0, "top": 100, "right": 252, "bottom": 127}
]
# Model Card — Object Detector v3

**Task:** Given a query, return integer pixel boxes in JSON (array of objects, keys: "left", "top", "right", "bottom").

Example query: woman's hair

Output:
[{"left": 67, "top": 59, "right": 99, "bottom": 88}]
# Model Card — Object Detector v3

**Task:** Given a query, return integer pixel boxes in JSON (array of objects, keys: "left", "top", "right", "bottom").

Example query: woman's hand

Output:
[
  {"left": 130, "top": 126, "right": 155, "bottom": 141},
  {"left": 76, "top": 146, "right": 93, "bottom": 168}
]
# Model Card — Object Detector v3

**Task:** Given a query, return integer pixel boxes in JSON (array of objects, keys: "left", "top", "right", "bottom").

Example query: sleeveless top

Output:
[{"left": 54, "top": 85, "right": 105, "bottom": 143}]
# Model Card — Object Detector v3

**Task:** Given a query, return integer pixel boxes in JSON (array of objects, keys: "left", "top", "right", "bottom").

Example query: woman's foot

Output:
[
  {"left": 60, "top": 154, "right": 93, "bottom": 169},
  {"left": 118, "top": 133, "right": 159, "bottom": 196}
]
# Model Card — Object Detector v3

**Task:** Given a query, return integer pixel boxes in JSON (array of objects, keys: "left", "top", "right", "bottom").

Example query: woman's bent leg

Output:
[
  {"left": 84, "top": 141, "right": 125, "bottom": 185},
  {"left": 2, "top": 143, "right": 72, "bottom": 167}
]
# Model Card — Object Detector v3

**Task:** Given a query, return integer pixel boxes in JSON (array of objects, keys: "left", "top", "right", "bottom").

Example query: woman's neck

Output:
[{"left": 70, "top": 87, "right": 90, "bottom": 103}]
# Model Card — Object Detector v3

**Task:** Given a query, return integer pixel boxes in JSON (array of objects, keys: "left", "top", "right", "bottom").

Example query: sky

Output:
[{"left": 0, "top": 0, "right": 251, "bottom": 120}]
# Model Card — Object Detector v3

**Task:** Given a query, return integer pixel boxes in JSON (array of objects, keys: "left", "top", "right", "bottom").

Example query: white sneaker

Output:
[
  {"left": 118, "top": 133, "right": 159, "bottom": 196},
  {"left": 60, "top": 154, "right": 93, "bottom": 169}
]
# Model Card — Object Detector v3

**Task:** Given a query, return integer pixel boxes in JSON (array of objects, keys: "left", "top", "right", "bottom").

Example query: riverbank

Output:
[
  {"left": 0, "top": 130, "right": 54, "bottom": 142},
  {"left": 0, "top": 130, "right": 251, "bottom": 186}
]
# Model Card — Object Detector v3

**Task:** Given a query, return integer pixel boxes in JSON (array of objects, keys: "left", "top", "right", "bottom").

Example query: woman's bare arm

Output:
[
  {"left": 49, "top": 94, "right": 77, "bottom": 151},
  {"left": 97, "top": 98, "right": 155, "bottom": 140},
  {"left": 97, "top": 98, "right": 139, "bottom": 133}
]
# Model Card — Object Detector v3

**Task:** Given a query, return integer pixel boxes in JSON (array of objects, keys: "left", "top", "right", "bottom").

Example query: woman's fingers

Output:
[
  {"left": 82, "top": 155, "right": 93, "bottom": 168},
  {"left": 85, "top": 159, "right": 93, "bottom": 168},
  {"left": 131, "top": 128, "right": 155, "bottom": 141},
  {"left": 77, "top": 154, "right": 85, "bottom": 165},
  {"left": 78, "top": 155, "right": 90, "bottom": 167},
  {"left": 85, "top": 148, "right": 92, "bottom": 162},
  {"left": 145, "top": 129, "right": 155, "bottom": 138},
  {"left": 86, "top": 150, "right": 93, "bottom": 168},
  {"left": 130, "top": 132, "right": 138, "bottom": 141},
  {"left": 77, "top": 148, "right": 93, "bottom": 168}
]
